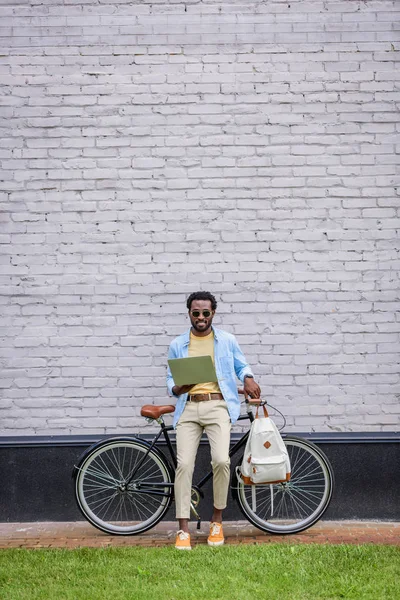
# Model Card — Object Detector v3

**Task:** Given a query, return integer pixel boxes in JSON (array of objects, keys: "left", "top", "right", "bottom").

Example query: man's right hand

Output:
[{"left": 172, "top": 384, "right": 195, "bottom": 396}]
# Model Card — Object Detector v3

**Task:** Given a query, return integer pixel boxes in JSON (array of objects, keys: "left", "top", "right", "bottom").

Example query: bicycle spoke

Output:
[
  {"left": 82, "top": 486, "right": 117, "bottom": 502},
  {"left": 126, "top": 457, "right": 163, "bottom": 485},
  {"left": 125, "top": 491, "right": 161, "bottom": 519},
  {"left": 89, "top": 490, "right": 120, "bottom": 517},
  {"left": 109, "top": 447, "right": 126, "bottom": 481},
  {"left": 80, "top": 464, "right": 120, "bottom": 486},
  {"left": 81, "top": 471, "right": 119, "bottom": 489}
]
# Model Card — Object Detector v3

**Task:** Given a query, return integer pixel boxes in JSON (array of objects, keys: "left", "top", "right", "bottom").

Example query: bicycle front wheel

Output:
[
  {"left": 234, "top": 436, "right": 334, "bottom": 535},
  {"left": 75, "top": 439, "right": 173, "bottom": 535}
]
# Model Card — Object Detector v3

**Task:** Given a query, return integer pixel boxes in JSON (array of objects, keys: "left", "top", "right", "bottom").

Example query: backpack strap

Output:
[{"left": 255, "top": 404, "right": 269, "bottom": 419}]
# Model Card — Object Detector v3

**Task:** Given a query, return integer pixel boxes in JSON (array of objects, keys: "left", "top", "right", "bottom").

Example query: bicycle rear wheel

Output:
[
  {"left": 75, "top": 439, "right": 173, "bottom": 535},
  {"left": 234, "top": 436, "right": 334, "bottom": 534}
]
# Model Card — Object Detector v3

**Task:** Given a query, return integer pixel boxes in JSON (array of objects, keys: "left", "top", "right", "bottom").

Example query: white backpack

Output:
[{"left": 240, "top": 405, "right": 291, "bottom": 485}]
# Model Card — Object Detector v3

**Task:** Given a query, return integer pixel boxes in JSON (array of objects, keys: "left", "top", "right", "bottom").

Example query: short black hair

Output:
[{"left": 186, "top": 291, "right": 217, "bottom": 311}]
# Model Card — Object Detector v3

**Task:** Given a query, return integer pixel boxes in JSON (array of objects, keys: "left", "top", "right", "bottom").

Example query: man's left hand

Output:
[{"left": 244, "top": 377, "right": 261, "bottom": 400}]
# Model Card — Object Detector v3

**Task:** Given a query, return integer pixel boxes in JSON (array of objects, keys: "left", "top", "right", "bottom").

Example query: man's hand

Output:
[
  {"left": 172, "top": 384, "right": 195, "bottom": 396},
  {"left": 244, "top": 377, "right": 261, "bottom": 401}
]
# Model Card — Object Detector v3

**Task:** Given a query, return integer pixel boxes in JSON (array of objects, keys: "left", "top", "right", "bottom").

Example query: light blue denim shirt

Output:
[{"left": 167, "top": 327, "right": 254, "bottom": 428}]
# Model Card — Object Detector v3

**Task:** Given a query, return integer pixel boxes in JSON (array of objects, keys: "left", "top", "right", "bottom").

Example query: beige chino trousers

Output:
[{"left": 175, "top": 399, "right": 231, "bottom": 519}]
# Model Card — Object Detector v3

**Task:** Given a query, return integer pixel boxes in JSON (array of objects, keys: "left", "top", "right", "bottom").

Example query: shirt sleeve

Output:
[
  {"left": 167, "top": 341, "right": 177, "bottom": 397},
  {"left": 232, "top": 336, "right": 254, "bottom": 383}
]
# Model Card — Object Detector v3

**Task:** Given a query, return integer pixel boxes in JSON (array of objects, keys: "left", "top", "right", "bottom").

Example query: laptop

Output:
[{"left": 167, "top": 355, "right": 218, "bottom": 386}]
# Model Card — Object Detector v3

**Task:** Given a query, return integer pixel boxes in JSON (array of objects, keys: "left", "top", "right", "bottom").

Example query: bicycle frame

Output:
[
  {"left": 123, "top": 410, "right": 255, "bottom": 498},
  {"left": 73, "top": 403, "right": 276, "bottom": 513},
  {"left": 73, "top": 402, "right": 334, "bottom": 536}
]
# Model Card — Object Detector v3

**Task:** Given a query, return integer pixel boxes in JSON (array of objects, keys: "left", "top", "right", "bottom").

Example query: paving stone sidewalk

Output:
[{"left": 0, "top": 521, "right": 398, "bottom": 549}]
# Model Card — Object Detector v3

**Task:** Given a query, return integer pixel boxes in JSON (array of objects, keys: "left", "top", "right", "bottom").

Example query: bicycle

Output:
[{"left": 73, "top": 392, "right": 334, "bottom": 536}]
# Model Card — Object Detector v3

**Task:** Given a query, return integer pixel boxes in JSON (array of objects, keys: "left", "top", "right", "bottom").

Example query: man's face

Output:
[{"left": 188, "top": 299, "right": 215, "bottom": 334}]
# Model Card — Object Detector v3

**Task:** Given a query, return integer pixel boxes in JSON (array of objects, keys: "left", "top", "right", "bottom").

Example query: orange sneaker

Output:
[
  {"left": 207, "top": 522, "right": 224, "bottom": 547},
  {"left": 175, "top": 530, "right": 191, "bottom": 550}
]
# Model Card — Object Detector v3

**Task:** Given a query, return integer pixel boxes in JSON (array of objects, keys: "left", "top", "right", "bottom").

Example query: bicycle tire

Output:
[
  {"left": 233, "top": 436, "right": 334, "bottom": 535},
  {"left": 75, "top": 438, "right": 173, "bottom": 535}
]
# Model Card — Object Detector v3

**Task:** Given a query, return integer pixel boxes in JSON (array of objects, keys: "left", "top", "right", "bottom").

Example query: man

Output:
[{"left": 167, "top": 291, "right": 261, "bottom": 550}]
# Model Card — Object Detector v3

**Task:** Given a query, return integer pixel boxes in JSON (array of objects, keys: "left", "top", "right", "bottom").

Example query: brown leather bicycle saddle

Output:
[{"left": 141, "top": 405, "right": 175, "bottom": 420}]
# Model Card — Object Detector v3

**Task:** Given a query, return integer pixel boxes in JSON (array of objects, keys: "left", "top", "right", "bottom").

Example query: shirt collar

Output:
[{"left": 183, "top": 326, "right": 219, "bottom": 346}]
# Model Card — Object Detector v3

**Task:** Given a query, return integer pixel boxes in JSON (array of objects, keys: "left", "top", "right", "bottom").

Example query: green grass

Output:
[{"left": 0, "top": 544, "right": 399, "bottom": 600}]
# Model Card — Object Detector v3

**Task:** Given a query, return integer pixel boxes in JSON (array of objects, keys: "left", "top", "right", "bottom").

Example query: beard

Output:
[{"left": 191, "top": 320, "right": 212, "bottom": 333}]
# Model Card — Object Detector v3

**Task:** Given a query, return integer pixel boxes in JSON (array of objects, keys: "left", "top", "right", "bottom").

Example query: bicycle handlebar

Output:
[
  {"left": 238, "top": 388, "right": 266, "bottom": 406},
  {"left": 239, "top": 390, "right": 287, "bottom": 430}
]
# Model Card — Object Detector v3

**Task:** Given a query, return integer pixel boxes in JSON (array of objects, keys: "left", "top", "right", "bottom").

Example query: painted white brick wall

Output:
[{"left": 0, "top": 0, "right": 399, "bottom": 435}]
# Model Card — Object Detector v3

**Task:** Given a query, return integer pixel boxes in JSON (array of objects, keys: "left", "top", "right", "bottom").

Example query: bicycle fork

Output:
[
  {"left": 189, "top": 486, "right": 203, "bottom": 529},
  {"left": 190, "top": 502, "right": 202, "bottom": 530}
]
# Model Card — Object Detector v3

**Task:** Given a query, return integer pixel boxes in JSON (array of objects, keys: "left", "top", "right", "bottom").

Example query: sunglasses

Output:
[{"left": 190, "top": 310, "right": 212, "bottom": 318}]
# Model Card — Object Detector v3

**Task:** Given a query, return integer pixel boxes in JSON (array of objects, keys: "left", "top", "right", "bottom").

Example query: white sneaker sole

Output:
[
  {"left": 175, "top": 545, "right": 192, "bottom": 550},
  {"left": 207, "top": 539, "right": 225, "bottom": 547}
]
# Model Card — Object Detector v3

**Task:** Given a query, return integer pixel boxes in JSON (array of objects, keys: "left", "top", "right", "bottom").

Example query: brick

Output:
[{"left": 0, "top": 0, "right": 398, "bottom": 436}]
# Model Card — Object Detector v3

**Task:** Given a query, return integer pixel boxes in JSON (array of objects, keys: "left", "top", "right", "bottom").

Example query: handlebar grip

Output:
[{"left": 239, "top": 389, "right": 264, "bottom": 406}]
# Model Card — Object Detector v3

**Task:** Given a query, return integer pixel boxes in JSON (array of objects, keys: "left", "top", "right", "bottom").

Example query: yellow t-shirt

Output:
[{"left": 188, "top": 330, "right": 221, "bottom": 395}]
